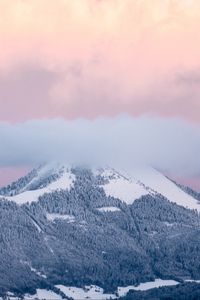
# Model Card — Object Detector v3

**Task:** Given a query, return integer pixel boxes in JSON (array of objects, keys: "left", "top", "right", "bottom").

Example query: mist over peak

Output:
[{"left": 0, "top": 115, "right": 199, "bottom": 178}]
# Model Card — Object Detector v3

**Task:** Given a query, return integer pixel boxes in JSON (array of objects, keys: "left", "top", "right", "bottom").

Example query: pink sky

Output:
[
  {"left": 0, "top": 166, "right": 30, "bottom": 187},
  {"left": 0, "top": 0, "right": 200, "bottom": 188}
]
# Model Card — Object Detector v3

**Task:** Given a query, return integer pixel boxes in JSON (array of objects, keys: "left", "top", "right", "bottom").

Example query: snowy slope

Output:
[
  {"left": 0, "top": 165, "right": 75, "bottom": 205},
  {"left": 0, "top": 163, "right": 199, "bottom": 211},
  {"left": 99, "top": 166, "right": 200, "bottom": 212},
  {"left": 130, "top": 167, "right": 200, "bottom": 211},
  {"left": 97, "top": 168, "right": 148, "bottom": 204}
]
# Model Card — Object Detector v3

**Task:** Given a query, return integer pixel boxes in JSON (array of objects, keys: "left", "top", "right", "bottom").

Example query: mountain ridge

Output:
[{"left": 0, "top": 163, "right": 199, "bottom": 211}]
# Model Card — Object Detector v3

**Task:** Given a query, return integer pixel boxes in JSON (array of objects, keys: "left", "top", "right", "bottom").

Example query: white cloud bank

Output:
[{"left": 0, "top": 116, "right": 199, "bottom": 177}]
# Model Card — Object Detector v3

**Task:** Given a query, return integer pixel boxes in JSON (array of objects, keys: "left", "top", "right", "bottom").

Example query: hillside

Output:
[{"left": 0, "top": 164, "right": 199, "bottom": 299}]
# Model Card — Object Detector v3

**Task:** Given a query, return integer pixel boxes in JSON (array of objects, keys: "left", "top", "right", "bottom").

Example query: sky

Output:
[{"left": 0, "top": 0, "right": 200, "bottom": 189}]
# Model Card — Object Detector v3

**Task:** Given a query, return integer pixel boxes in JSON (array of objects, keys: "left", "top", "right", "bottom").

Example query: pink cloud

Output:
[{"left": 0, "top": 0, "right": 199, "bottom": 122}]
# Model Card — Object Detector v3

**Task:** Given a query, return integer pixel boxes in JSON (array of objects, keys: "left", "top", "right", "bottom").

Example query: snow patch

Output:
[
  {"left": 25, "top": 289, "right": 62, "bottom": 300},
  {"left": 117, "top": 279, "right": 179, "bottom": 297},
  {"left": 97, "top": 206, "right": 121, "bottom": 212},
  {"left": 56, "top": 285, "right": 116, "bottom": 300},
  {"left": 185, "top": 279, "right": 200, "bottom": 283},
  {"left": 31, "top": 219, "right": 42, "bottom": 232},
  {"left": 103, "top": 178, "right": 148, "bottom": 204},
  {"left": 163, "top": 221, "right": 176, "bottom": 227},
  {"left": 44, "top": 236, "right": 55, "bottom": 255},
  {"left": 29, "top": 266, "right": 47, "bottom": 279},
  {"left": 21, "top": 261, "right": 46, "bottom": 279},
  {"left": 100, "top": 168, "right": 148, "bottom": 204},
  {"left": 46, "top": 213, "right": 75, "bottom": 223}
]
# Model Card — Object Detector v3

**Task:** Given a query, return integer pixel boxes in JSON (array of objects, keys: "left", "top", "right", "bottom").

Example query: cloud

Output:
[
  {"left": 0, "top": 116, "right": 200, "bottom": 177},
  {"left": 0, "top": 0, "right": 200, "bottom": 121},
  {"left": 0, "top": 68, "right": 58, "bottom": 121},
  {"left": 176, "top": 69, "right": 200, "bottom": 85}
]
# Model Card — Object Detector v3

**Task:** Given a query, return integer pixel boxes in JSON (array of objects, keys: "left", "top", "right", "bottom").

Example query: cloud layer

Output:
[
  {"left": 1, "top": 116, "right": 200, "bottom": 177},
  {"left": 0, "top": 0, "right": 200, "bottom": 121}
]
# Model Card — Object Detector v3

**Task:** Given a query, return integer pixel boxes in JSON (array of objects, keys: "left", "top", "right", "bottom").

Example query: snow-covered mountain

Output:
[
  {"left": 0, "top": 163, "right": 200, "bottom": 299},
  {"left": 1, "top": 163, "right": 199, "bottom": 211}
]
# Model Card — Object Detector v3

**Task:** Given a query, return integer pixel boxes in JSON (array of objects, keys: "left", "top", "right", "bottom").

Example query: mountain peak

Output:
[{"left": 0, "top": 163, "right": 75, "bottom": 204}]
